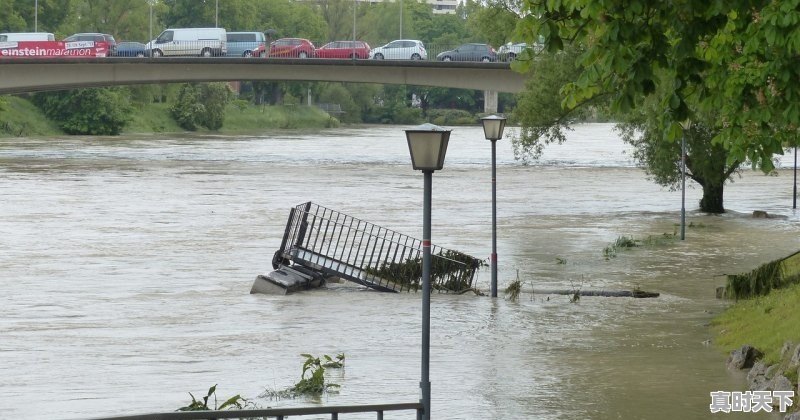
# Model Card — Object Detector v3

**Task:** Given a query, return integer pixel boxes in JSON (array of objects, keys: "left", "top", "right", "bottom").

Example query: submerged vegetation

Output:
[
  {"left": 177, "top": 384, "right": 248, "bottom": 412},
  {"left": 602, "top": 232, "right": 678, "bottom": 260},
  {"left": 365, "top": 250, "right": 484, "bottom": 292},
  {"left": 260, "top": 353, "right": 345, "bottom": 400}
]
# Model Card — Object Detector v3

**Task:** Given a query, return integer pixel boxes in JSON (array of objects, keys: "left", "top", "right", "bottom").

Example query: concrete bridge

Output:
[{"left": 0, "top": 58, "right": 527, "bottom": 113}]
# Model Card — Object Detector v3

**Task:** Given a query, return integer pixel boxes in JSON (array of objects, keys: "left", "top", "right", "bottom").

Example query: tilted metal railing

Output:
[
  {"left": 274, "top": 202, "right": 482, "bottom": 293},
  {"left": 84, "top": 402, "right": 423, "bottom": 420}
]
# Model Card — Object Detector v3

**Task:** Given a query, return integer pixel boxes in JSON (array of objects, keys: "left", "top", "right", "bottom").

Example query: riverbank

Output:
[
  {"left": 712, "top": 281, "right": 800, "bottom": 415},
  {"left": 0, "top": 96, "right": 338, "bottom": 138}
]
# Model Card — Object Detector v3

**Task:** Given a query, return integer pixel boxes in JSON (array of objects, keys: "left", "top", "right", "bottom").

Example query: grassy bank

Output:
[
  {"left": 712, "top": 282, "right": 800, "bottom": 364},
  {"left": 0, "top": 96, "right": 62, "bottom": 137},
  {"left": 2, "top": 96, "right": 338, "bottom": 138},
  {"left": 121, "top": 102, "right": 338, "bottom": 135}
]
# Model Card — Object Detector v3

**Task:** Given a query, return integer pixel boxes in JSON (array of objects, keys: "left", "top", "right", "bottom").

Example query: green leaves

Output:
[{"left": 177, "top": 384, "right": 246, "bottom": 411}]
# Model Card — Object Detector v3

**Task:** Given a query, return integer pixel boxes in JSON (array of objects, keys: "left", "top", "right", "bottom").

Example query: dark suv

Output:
[{"left": 64, "top": 33, "right": 117, "bottom": 56}]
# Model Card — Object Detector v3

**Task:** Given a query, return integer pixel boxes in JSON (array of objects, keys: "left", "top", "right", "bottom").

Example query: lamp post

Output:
[
  {"left": 794, "top": 145, "right": 797, "bottom": 210},
  {"left": 681, "top": 127, "right": 687, "bottom": 240},
  {"left": 215, "top": 0, "right": 219, "bottom": 27},
  {"left": 405, "top": 123, "right": 451, "bottom": 420},
  {"left": 481, "top": 115, "right": 506, "bottom": 298},
  {"left": 148, "top": 0, "right": 153, "bottom": 45},
  {"left": 399, "top": 0, "right": 403, "bottom": 38},
  {"left": 34, "top": 0, "right": 38, "bottom": 32}
]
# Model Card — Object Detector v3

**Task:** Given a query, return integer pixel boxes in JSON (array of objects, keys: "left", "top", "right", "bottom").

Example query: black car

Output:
[
  {"left": 64, "top": 32, "right": 117, "bottom": 55},
  {"left": 436, "top": 43, "right": 496, "bottom": 62},
  {"left": 114, "top": 41, "right": 149, "bottom": 57}
]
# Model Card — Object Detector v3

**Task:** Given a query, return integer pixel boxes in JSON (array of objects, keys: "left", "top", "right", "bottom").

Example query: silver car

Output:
[{"left": 369, "top": 39, "right": 427, "bottom": 60}]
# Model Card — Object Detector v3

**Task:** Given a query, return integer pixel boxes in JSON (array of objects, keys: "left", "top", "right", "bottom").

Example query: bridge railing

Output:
[{"left": 84, "top": 402, "right": 424, "bottom": 420}]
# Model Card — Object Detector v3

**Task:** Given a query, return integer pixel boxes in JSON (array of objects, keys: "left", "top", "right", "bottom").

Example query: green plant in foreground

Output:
[
  {"left": 292, "top": 353, "right": 343, "bottom": 395},
  {"left": 177, "top": 384, "right": 246, "bottom": 411}
]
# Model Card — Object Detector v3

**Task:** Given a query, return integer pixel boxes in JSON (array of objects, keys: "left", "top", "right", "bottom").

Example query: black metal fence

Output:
[
  {"left": 85, "top": 402, "right": 423, "bottom": 420},
  {"left": 275, "top": 202, "right": 482, "bottom": 293}
]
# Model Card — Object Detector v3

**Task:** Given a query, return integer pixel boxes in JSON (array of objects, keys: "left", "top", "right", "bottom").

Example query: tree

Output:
[
  {"left": 516, "top": 0, "right": 800, "bottom": 173},
  {"left": 199, "top": 82, "right": 232, "bottom": 130},
  {"left": 1, "top": 5, "right": 27, "bottom": 32},
  {"left": 32, "top": 88, "right": 132, "bottom": 135},
  {"left": 170, "top": 84, "right": 205, "bottom": 130},
  {"left": 617, "top": 105, "right": 742, "bottom": 214},
  {"left": 466, "top": 0, "right": 520, "bottom": 47},
  {"left": 170, "top": 82, "right": 232, "bottom": 131},
  {"left": 318, "top": 0, "right": 354, "bottom": 41},
  {"left": 511, "top": 47, "right": 589, "bottom": 162},
  {"left": 63, "top": 0, "right": 151, "bottom": 40}
]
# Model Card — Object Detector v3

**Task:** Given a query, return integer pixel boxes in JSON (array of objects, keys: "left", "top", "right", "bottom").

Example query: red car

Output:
[
  {"left": 315, "top": 41, "right": 371, "bottom": 59},
  {"left": 268, "top": 38, "right": 315, "bottom": 58}
]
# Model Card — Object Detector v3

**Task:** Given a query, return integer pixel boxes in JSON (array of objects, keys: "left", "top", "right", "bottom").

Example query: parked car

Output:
[
  {"left": 436, "top": 43, "right": 496, "bottom": 62},
  {"left": 315, "top": 41, "right": 371, "bottom": 59},
  {"left": 64, "top": 32, "right": 117, "bottom": 55},
  {"left": 369, "top": 39, "right": 426, "bottom": 60},
  {"left": 252, "top": 44, "right": 266, "bottom": 57},
  {"left": 114, "top": 41, "right": 149, "bottom": 57},
  {"left": 268, "top": 38, "right": 315, "bottom": 58},
  {"left": 497, "top": 42, "right": 528, "bottom": 61},
  {"left": 226, "top": 31, "right": 266, "bottom": 57}
]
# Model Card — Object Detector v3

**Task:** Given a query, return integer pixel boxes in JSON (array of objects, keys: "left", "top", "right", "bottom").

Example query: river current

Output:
[{"left": 1, "top": 124, "right": 799, "bottom": 419}]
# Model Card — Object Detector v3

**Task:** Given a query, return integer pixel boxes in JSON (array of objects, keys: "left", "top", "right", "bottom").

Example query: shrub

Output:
[
  {"left": 32, "top": 88, "right": 132, "bottom": 135},
  {"left": 427, "top": 108, "right": 476, "bottom": 125}
]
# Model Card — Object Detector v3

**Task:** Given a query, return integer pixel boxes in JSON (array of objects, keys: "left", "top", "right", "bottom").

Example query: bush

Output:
[
  {"left": 32, "top": 88, "right": 132, "bottom": 135},
  {"left": 391, "top": 106, "right": 423, "bottom": 125},
  {"left": 427, "top": 108, "right": 476, "bottom": 126},
  {"left": 170, "top": 83, "right": 232, "bottom": 131}
]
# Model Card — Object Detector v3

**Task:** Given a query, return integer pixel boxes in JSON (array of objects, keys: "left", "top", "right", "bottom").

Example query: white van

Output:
[
  {"left": 0, "top": 32, "right": 55, "bottom": 42},
  {"left": 146, "top": 28, "right": 226, "bottom": 57}
]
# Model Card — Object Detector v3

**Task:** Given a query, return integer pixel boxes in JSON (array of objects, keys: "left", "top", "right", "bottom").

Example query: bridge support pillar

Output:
[{"left": 483, "top": 90, "right": 498, "bottom": 114}]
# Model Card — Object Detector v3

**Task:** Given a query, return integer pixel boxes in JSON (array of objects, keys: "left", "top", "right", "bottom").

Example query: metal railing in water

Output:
[
  {"left": 274, "top": 202, "right": 482, "bottom": 293},
  {"left": 84, "top": 402, "right": 423, "bottom": 420}
]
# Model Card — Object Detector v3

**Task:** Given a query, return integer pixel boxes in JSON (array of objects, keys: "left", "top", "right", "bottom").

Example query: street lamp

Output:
[
  {"left": 404, "top": 123, "right": 451, "bottom": 420},
  {"left": 34, "top": 0, "right": 38, "bottom": 32},
  {"left": 681, "top": 126, "right": 687, "bottom": 240},
  {"left": 481, "top": 115, "right": 507, "bottom": 298}
]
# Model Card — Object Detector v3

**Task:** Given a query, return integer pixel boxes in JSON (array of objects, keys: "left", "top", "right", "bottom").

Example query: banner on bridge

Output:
[{"left": 0, "top": 41, "right": 109, "bottom": 58}]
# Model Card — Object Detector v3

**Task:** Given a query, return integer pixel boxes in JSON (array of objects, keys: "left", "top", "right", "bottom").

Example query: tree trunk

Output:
[{"left": 700, "top": 182, "right": 725, "bottom": 213}]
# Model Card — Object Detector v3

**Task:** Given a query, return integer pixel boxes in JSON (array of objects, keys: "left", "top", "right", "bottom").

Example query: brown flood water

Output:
[{"left": 1, "top": 124, "right": 798, "bottom": 419}]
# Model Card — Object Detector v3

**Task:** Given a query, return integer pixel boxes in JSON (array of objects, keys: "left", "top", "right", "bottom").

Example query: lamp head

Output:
[
  {"left": 405, "top": 123, "right": 451, "bottom": 171},
  {"left": 481, "top": 115, "right": 507, "bottom": 141}
]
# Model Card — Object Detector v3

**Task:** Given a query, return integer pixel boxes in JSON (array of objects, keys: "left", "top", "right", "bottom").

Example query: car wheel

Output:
[
  {"left": 508, "top": 53, "right": 516, "bottom": 61},
  {"left": 243, "top": 50, "right": 253, "bottom": 58},
  {"left": 481, "top": 56, "right": 491, "bottom": 62},
  {"left": 411, "top": 53, "right": 421, "bottom": 60},
  {"left": 136, "top": 52, "right": 145, "bottom": 58},
  {"left": 350, "top": 53, "right": 357, "bottom": 59},
  {"left": 299, "top": 51, "right": 308, "bottom": 58},
  {"left": 151, "top": 49, "right": 163, "bottom": 58},
  {"left": 200, "top": 48, "right": 212, "bottom": 57},
  {"left": 442, "top": 56, "right": 452, "bottom": 62},
  {"left": 374, "top": 53, "right": 384, "bottom": 60}
]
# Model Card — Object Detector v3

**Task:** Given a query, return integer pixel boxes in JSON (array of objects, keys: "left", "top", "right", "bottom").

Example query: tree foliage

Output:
[
  {"left": 516, "top": 0, "right": 800, "bottom": 171},
  {"left": 170, "top": 82, "right": 232, "bottom": 131},
  {"left": 511, "top": 46, "right": 589, "bottom": 162},
  {"left": 32, "top": 88, "right": 132, "bottom": 135}
]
